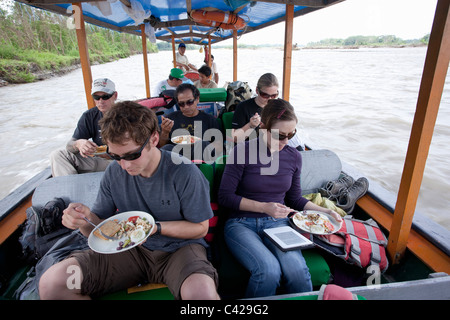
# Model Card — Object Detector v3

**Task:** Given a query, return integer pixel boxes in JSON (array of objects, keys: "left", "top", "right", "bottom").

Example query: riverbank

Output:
[{"left": 0, "top": 51, "right": 145, "bottom": 87}]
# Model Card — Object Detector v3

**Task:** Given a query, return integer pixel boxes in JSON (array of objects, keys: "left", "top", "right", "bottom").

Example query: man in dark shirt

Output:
[
  {"left": 50, "top": 78, "right": 117, "bottom": 176},
  {"left": 159, "top": 83, "right": 222, "bottom": 162}
]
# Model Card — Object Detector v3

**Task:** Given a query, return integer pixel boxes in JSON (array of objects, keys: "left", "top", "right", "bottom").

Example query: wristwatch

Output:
[{"left": 154, "top": 222, "right": 162, "bottom": 236}]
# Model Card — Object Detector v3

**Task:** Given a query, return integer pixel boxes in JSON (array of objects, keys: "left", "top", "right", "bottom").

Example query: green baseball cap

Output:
[{"left": 170, "top": 68, "right": 184, "bottom": 79}]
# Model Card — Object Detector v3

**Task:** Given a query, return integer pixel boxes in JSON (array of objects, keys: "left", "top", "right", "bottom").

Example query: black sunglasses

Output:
[
  {"left": 270, "top": 128, "right": 297, "bottom": 141},
  {"left": 106, "top": 136, "right": 151, "bottom": 161},
  {"left": 258, "top": 89, "right": 279, "bottom": 99},
  {"left": 177, "top": 99, "right": 195, "bottom": 108},
  {"left": 92, "top": 93, "right": 114, "bottom": 101}
]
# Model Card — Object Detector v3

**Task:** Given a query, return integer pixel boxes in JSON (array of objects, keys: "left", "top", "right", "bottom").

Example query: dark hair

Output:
[
  {"left": 175, "top": 83, "right": 200, "bottom": 101},
  {"left": 261, "top": 99, "right": 298, "bottom": 130},
  {"left": 203, "top": 54, "right": 214, "bottom": 64},
  {"left": 198, "top": 65, "right": 212, "bottom": 77},
  {"left": 99, "top": 100, "right": 159, "bottom": 146},
  {"left": 168, "top": 75, "right": 182, "bottom": 81}
]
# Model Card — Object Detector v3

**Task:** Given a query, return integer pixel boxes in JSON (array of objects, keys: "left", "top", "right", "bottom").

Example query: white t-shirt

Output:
[
  {"left": 152, "top": 79, "right": 178, "bottom": 97},
  {"left": 211, "top": 61, "right": 218, "bottom": 80},
  {"left": 176, "top": 52, "right": 190, "bottom": 68}
]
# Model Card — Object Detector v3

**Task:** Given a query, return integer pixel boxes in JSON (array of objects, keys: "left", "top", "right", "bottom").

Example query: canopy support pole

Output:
[
  {"left": 233, "top": 29, "right": 238, "bottom": 81},
  {"left": 73, "top": 2, "right": 94, "bottom": 109},
  {"left": 141, "top": 24, "right": 150, "bottom": 98},
  {"left": 387, "top": 0, "right": 450, "bottom": 265},
  {"left": 172, "top": 35, "right": 176, "bottom": 68},
  {"left": 208, "top": 35, "right": 212, "bottom": 68},
  {"left": 282, "top": 4, "right": 294, "bottom": 101}
]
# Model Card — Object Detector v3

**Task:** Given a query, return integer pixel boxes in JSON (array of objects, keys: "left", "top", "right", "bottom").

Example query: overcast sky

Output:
[{"left": 235, "top": 0, "right": 438, "bottom": 45}]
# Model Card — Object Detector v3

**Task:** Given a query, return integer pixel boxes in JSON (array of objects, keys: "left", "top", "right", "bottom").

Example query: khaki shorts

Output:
[{"left": 70, "top": 243, "right": 218, "bottom": 299}]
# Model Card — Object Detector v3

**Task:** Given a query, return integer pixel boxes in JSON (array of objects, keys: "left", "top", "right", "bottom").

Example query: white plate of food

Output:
[
  {"left": 291, "top": 210, "right": 342, "bottom": 235},
  {"left": 88, "top": 211, "right": 155, "bottom": 254},
  {"left": 171, "top": 135, "right": 201, "bottom": 145}
]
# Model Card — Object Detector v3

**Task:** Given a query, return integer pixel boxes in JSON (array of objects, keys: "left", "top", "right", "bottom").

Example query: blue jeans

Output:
[{"left": 224, "top": 217, "right": 312, "bottom": 298}]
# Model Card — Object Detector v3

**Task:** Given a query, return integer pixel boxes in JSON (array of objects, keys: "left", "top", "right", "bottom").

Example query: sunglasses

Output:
[
  {"left": 258, "top": 89, "right": 279, "bottom": 99},
  {"left": 106, "top": 136, "right": 150, "bottom": 161},
  {"left": 270, "top": 128, "right": 297, "bottom": 141},
  {"left": 177, "top": 99, "right": 196, "bottom": 108},
  {"left": 92, "top": 93, "right": 114, "bottom": 101}
]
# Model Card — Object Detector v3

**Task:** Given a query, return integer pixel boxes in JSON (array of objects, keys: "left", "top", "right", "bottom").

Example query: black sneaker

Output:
[
  {"left": 320, "top": 173, "right": 355, "bottom": 200},
  {"left": 336, "top": 177, "right": 369, "bottom": 213}
]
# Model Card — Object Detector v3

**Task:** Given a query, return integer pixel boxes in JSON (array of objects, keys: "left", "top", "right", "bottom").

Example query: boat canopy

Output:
[{"left": 17, "top": 0, "right": 343, "bottom": 45}]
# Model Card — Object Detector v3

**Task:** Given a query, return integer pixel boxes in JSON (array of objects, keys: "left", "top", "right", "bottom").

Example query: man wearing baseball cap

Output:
[
  {"left": 50, "top": 78, "right": 117, "bottom": 176},
  {"left": 175, "top": 43, "right": 197, "bottom": 72},
  {"left": 152, "top": 68, "right": 185, "bottom": 97}
]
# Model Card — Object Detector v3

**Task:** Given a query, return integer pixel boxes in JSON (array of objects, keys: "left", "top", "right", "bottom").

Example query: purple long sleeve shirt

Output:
[{"left": 218, "top": 138, "right": 309, "bottom": 219}]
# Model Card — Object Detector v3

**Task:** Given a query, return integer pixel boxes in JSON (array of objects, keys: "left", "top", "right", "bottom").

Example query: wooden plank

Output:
[
  {"left": 171, "top": 35, "right": 176, "bottom": 68},
  {"left": 141, "top": 24, "right": 150, "bottom": 99},
  {"left": 208, "top": 35, "right": 212, "bottom": 68},
  {"left": 282, "top": 4, "right": 294, "bottom": 101},
  {"left": 0, "top": 168, "right": 52, "bottom": 223},
  {"left": 260, "top": 0, "right": 328, "bottom": 7},
  {"left": 72, "top": 2, "right": 94, "bottom": 109},
  {"left": 358, "top": 195, "right": 450, "bottom": 273},
  {"left": 0, "top": 168, "right": 51, "bottom": 245},
  {"left": 233, "top": 30, "right": 238, "bottom": 82},
  {"left": 387, "top": 0, "right": 450, "bottom": 265},
  {"left": 156, "top": 32, "right": 222, "bottom": 42},
  {"left": 0, "top": 198, "right": 31, "bottom": 245}
]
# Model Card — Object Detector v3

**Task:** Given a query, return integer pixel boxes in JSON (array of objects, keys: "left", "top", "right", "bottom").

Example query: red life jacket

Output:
[{"left": 315, "top": 216, "right": 389, "bottom": 273}]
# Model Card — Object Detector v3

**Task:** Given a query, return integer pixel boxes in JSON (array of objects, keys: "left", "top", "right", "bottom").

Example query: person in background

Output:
[
  {"left": 50, "top": 78, "right": 116, "bottom": 177},
  {"left": 218, "top": 99, "right": 342, "bottom": 298},
  {"left": 231, "top": 73, "right": 304, "bottom": 150},
  {"left": 208, "top": 54, "right": 219, "bottom": 85},
  {"left": 152, "top": 68, "right": 184, "bottom": 97},
  {"left": 194, "top": 65, "right": 218, "bottom": 89},
  {"left": 39, "top": 101, "right": 220, "bottom": 300},
  {"left": 159, "top": 83, "right": 222, "bottom": 162},
  {"left": 175, "top": 43, "right": 197, "bottom": 72}
]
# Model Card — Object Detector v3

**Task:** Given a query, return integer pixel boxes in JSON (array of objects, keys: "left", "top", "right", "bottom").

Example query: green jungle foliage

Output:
[
  {"left": 305, "top": 34, "right": 429, "bottom": 48},
  {"left": 0, "top": 2, "right": 158, "bottom": 83}
]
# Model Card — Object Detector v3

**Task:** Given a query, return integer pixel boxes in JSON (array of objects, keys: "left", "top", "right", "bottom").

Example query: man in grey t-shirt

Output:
[{"left": 39, "top": 101, "right": 219, "bottom": 300}]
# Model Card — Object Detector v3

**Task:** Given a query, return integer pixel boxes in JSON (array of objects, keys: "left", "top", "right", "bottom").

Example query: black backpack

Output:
[{"left": 19, "top": 198, "right": 71, "bottom": 263}]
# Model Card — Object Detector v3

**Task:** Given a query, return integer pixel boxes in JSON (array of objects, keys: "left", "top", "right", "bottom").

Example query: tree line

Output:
[
  {"left": 305, "top": 34, "right": 429, "bottom": 48},
  {"left": 0, "top": 2, "right": 158, "bottom": 84}
]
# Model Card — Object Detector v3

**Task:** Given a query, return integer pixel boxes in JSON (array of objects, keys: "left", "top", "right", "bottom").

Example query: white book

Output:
[{"left": 263, "top": 226, "right": 314, "bottom": 251}]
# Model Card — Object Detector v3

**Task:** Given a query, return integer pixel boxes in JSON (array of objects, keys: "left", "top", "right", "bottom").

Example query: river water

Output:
[{"left": 0, "top": 47, "right": 449, "bottom": 229}]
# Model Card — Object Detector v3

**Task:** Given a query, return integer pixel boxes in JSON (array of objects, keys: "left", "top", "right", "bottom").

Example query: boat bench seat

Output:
[{"left": 31, "top": 172, "right": 174, "bottom": 300}]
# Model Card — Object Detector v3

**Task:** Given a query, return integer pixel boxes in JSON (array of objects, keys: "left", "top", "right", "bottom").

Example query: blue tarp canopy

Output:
[{"left": 17, "top": 0, "right": 344, "bottom": 45}]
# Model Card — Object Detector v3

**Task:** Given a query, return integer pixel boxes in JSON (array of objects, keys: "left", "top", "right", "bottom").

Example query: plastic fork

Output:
[{"left": 83, "top": 217, "right": 117, "bottom": 240}]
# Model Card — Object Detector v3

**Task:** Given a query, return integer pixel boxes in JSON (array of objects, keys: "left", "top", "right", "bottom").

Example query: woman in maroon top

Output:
[{"left": 219, "top": 99, "right": 341, "bottom": 298}]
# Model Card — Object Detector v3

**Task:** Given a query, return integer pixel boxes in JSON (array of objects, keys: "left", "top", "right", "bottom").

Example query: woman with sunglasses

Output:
[
  {"left": 219, "top": 99, "right": 342, "bottom": 298},
  {"left": 50, "top": 78, "right": 117, "bottom": 177},
  {"left": 231, "top": 73, "right": 279, "bottom": 143}
]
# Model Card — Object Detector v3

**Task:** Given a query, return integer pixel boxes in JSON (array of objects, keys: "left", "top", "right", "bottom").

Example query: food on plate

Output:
[
  {"left": 293, "top": 211, "right": 336, "bottom": 234},
  {"left": 93, "top": 220, "right": 121, "bottom": 240},
  {"left": 115, "top": 215, "right": 153, "bottom": 250},
  {"left": 93, "top": 215, "right": 153, "bottom": 251},
  {"left": 171, "top": 135, "right": 200, "bottom": 144}
]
